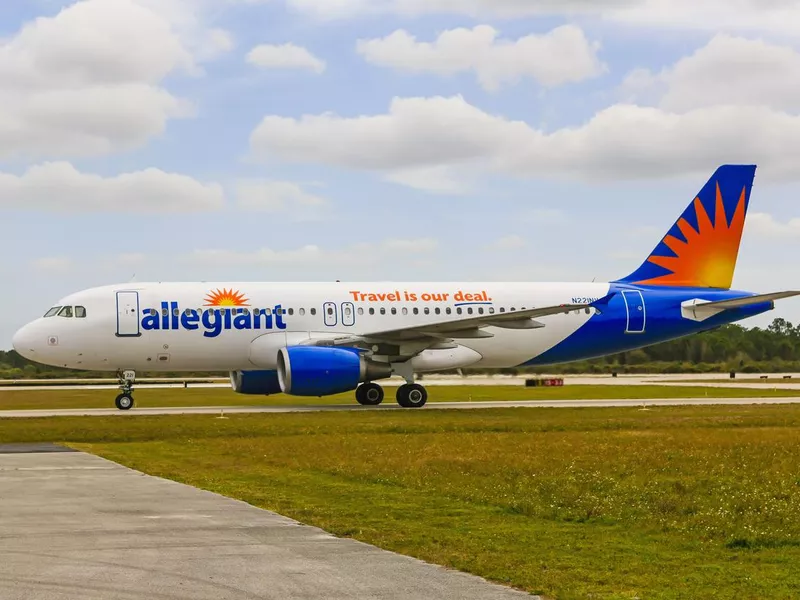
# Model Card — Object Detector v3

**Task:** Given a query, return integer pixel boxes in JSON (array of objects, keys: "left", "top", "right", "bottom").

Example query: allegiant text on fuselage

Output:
[{"left": 141, "top": 302, "right": 287, "bottom": 338}]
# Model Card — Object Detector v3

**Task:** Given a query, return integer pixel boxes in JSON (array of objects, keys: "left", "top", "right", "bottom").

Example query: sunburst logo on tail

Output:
[
  {"left": 204, "top": 288, "right": 250, "bottom": 307},
  {"left": 635, "top": 183, "right": 747, "bottom": 289}
]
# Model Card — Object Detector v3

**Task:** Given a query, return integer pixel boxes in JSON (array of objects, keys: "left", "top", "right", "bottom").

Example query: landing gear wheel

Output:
[
  {"left": 396, "top": 383, "right": 427, "bottom": 408},
  {"left": 356, "top": 382, "right": 385, "bottom": 406},
  {"left": 115, "top": 393, "right": 134, "bottom": 410}
]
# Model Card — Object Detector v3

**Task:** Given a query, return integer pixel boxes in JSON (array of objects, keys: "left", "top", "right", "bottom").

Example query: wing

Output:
[{"left": 303, "top": 295, "right": 612, "bottom": 356}]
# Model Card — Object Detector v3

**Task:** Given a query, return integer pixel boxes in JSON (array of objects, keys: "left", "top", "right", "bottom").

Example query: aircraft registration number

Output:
[{"left": 571, "top": 297, "right": 600, "bottom": 304}]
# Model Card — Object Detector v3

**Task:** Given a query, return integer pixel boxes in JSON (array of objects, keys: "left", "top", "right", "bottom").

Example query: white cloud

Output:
[
  {"left": 357, "top": 25, "right": 604, "bottom": 91},
  {"left": 187, "top": 238, "right": 438, "bottom": 268},
  {"left": 384, "top": 166, "right": 473, "bottom": 194},
  {"left": 621, "top": 35, "right": 800, "bottom": 112},
  {"left": 747, "top": 212, "right": 800, "bottom": 238},
  {"left": 281, "top": 0, "right": 800, "bottom": 36},
  {"left": 235, "top": 179, "right": 328, "bottom": 216},
  {"left": 32, "top": 257, "right": 74, "bottom": 272},
  {"left": 0, "top": 162, "right": 225, "bottom": 212},
  {"left": 250, "top": 94, "right": 800, "bottom": 189},
  {"left": 0, "top": 0, "right": 201, "bottom": 160},
  {"left": 246, "top": 43, "right": 326, "bottom": 73},
  {"left": 490, "top": 235, "right": 526, "bottom": 250}
]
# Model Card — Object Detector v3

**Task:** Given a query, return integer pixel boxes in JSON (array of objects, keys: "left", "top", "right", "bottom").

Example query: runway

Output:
[
  {"left": 0, "top": 445, "right": 531, "bottom": 600},
  {"left": 2, "top": 396, "right": 800, "bottom": 418}
]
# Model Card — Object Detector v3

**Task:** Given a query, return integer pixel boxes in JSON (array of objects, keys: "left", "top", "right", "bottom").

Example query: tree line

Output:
[{"left": 3, "top": 318, "right": 800, "bottom": 379}]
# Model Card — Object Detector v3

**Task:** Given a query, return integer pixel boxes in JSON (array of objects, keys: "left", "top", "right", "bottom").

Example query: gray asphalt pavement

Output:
[{"left": 0, "top": 446, "right": 532, "bottom": 600}]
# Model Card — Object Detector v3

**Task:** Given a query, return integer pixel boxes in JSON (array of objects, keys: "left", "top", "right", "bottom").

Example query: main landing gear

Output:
[
  {"left": 354, "top": 382, "right": 428, "bottom": 408},
  {"left": 115, "top": 369, "right": 135, "bottom": 410}
]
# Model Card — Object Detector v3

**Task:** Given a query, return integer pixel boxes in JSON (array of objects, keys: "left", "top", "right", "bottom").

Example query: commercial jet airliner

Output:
[{"left": 11, "top": 165, "right": 800, "bottom": 410}]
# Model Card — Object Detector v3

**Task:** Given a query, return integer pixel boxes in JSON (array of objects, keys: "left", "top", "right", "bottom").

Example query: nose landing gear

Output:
[{"left": 115, "top": 369, "right": 135, "bottom": 410}]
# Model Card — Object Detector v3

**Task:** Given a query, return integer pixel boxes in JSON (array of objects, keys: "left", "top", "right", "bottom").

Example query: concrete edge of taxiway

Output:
[{"left": 1, "top": 396, "right": 799, "bottom": 418}]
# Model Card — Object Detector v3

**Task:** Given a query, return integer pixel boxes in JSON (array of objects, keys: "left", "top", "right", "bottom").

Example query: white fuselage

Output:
[{"left": 13, "top": 281, "right": 612, "bottom": 372}]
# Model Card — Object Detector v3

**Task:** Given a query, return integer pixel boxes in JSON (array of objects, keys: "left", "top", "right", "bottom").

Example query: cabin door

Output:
[{"left": 116, "top": 291, "right": 141, "bottom": 337}]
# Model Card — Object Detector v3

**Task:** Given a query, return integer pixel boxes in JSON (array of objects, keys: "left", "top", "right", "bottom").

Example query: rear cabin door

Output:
[
  {"left": 622, "top": 290, "right": 646, "bottom": 334},
  {"left": 116, "top": 291, "right": 141, "bottom": 337}
]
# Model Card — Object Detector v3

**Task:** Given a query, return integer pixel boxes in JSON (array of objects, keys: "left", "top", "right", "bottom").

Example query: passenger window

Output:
[
  {"left": 310, "top": 308, "right": 316, "bottom": 315},
  {"left": 435, "top": 307, "right": 441, "bottom": 315},
  {"left": 402, "top": 307, "right": 408, "bottom": 315},
  {"left": 500, "top": 307, "right": 506, "bottom": 313},
  {"left": 299, "top": 308, "right": 306, "bottom": 316},
  {"left": 413, "top": 307, "right": 419, "bottom": 315},
  {"left": 457, "top": 308, "right": 462, "bottom": 315},
  {"left": 58, "top": 306, "right": 73, "bottom": 318},
  {"left": 369, "top": 308, "right": 375, "bottom": 315},
  {"left": 173, "top": 308, "right": 180, "bottom": 317},
  {"left": 488, "top": 307, "right": 494, "bottom": 314},
  {"left": 424, "top": 307, "right": 430, "bottom": 315},
  {"left": 391, "top": 307, "right": 397, "bottom": 315},
  {"left": 380, "top": 307, "right": 386, "bottom": 315},
  {"left": 44, "top": 307, "right": 61, "bottom": 318},
  {"left": 446, "top": 307, "right": 451, "bottom": 315},
  {"left": 288, "top": 308, "right": 294, "bottom": 316},
  {"left": 75, "top": 306, "right": 87, "bottom": 318},
  {"left": 585, "top": 308, "right": 591, "bottom": 314},
  {"left": 478, "top": 308, "right": 484, "bottom": 314},
  {"left": 357, "top": 308, "right": 364, "bottom": 315},
  {"left": 467, "top": 308, "right": 473, "bottom": 315}
]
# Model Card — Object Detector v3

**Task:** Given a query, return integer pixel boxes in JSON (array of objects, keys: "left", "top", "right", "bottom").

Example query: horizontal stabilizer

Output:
[{"left": 682, "top": 290, "right": 800, "bottom": 321}]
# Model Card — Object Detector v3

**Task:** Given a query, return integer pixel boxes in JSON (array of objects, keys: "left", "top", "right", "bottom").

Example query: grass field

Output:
[
  {"left": 2, "top": 383, "right": 800, "bottom": 411},
  {"left": 677, "top": 378, "right": 800, "bottom": 385},
  {"left": 2, "top": 405, "right": 800, "bottom": 599}
]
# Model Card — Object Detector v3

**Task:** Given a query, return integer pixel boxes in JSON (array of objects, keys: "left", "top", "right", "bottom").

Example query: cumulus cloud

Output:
[
  {"left": 747, "top": 213, "right": 800, "bottom": 238},
  {"left": 235, "top": 179, "right": 328, "bottom": 219},
  {"left": 281, "top": 0, "right": 800, "bottom": 36},
  {"left": 246, "top": 43, "right": 326, "bottom": 72},
  {"left": 0, "top": 162, "right": 225, "bottom": 212},
  {"left": 357, "top": 25, "right": 604, "bottom": 91},
  {"left": 0, "top": 0, "right": 203, "bottom": 160},
  {"left": 187, "top": 238, "right": 438, "bottom": 268},
  {"left": 621, "top": 35, "right": 800, "bottom": 112},
  {"left": 250, "top": 94, "right": 800, "bottom": 191},
  {"left": 489, "top": 235, "right": 527, "bottom": 250},
  {"left": 32, "top": 257, "right": 74, "bottom": 272}
]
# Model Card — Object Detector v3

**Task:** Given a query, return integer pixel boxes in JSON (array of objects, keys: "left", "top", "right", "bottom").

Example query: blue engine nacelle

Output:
[
  {"left": 276, "top": 346, "right": 393, "bottom": 396},
  {"left": 229, "top": 370, "right": 283, "bottom": 395}
]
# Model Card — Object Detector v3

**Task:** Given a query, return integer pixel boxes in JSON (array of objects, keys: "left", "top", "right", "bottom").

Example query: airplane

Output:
[{"left": 11, "top": 164, "right": 800, "bottom": 410}]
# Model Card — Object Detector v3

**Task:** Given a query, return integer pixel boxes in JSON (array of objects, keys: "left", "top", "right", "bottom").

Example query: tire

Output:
[
  {"left": 115, "top": 393, "right": 134, "bottom": 410},
  {"left": 356, "top": 382, "right": 384, "bottom": 406},
  {"left": 396, "top": 383, "right": 427, "bottom": 408}
]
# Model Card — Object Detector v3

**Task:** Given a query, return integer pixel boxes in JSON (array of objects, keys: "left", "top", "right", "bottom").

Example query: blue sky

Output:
[{"left": 3, "top": 0, "right": 800, "bottom": 347}]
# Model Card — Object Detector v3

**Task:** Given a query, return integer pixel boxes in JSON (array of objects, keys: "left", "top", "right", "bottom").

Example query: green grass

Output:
[
  {"left": 675, "top": 378, "right": 800, "bottom": 385},
  {"left": 2, "top": 383, "right": 800, "bottom": 411},
  {"left": 3, "top": 405, "right": 800, "bottom": 598}
]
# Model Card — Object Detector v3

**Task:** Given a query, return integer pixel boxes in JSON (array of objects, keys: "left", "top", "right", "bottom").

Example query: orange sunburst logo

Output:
[
  {"left": 636, "top": 183, "right": 747, "bottom": 289},
  {"left": 204, "top": 288, "right": 250, "bottom": 307}
]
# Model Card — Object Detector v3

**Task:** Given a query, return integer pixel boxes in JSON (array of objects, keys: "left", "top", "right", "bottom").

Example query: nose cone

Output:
[{"left": 12, "top": 322, "right": 38, "bottom": 360}]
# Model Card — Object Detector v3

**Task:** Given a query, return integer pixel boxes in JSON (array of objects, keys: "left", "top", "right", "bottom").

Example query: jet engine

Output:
[
  {"left": 229, "top": 369, "right": 283, "bottom": 395},
  {"left": 276, "top": 346, "right": 392, "bottom": 396}
]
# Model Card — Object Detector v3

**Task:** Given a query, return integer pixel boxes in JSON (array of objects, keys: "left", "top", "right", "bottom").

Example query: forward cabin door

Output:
[{"left": 116, "top": 291, "right": 141, "bottom": 337}]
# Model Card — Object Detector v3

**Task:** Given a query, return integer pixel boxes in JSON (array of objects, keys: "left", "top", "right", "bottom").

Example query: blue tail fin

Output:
[{"left": 615, "top": 164, "right": 756, "bottom": 289}]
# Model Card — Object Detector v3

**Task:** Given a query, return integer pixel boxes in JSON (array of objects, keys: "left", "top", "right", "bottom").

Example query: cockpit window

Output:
[
  {"left": 58, "top": 306, "right": 73, "bottom": 318},
  {"left": 43, "top": 307, "right": 61, "bottom": 317},
  {"left": 75, "top": 306, "right": 86, "bottom": 318}
]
